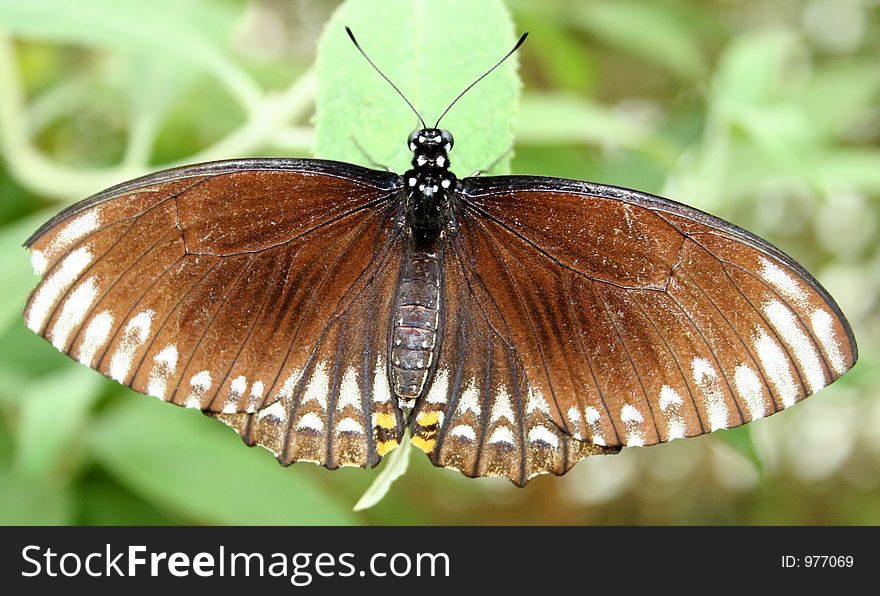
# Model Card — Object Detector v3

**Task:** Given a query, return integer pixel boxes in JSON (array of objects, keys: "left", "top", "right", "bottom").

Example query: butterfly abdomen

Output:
[{"left": 390, "top": 243, "right": 443, "bottom": 409}]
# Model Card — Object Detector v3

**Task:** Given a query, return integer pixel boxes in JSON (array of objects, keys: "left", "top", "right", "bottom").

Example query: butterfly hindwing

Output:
[
  {"left": 213, "top": 231, "right": 407, "bottom": 469},
  {"left": 409, "top": 241, "right": 618, "bottom": 486}
]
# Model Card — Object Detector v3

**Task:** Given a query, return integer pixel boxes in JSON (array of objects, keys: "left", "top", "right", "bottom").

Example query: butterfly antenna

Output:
[
  {"left": 346, "top": 27, "right": 427, "bottom": 130},
  {"left": 433, "top": 32, "right": 528, "bottom": 129}
]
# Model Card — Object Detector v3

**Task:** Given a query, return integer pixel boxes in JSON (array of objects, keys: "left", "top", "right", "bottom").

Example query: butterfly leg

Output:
[
  {"left": 469, "top": 146, "right": 514, "bottom": 177},
  {"left": 350, "top": 136, "right": 393, "bottom": 171}
]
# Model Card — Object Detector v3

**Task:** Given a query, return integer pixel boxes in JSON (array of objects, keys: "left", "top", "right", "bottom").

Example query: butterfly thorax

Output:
[{"left": 403, "top": 128, "right": 457, "bottom": 244}]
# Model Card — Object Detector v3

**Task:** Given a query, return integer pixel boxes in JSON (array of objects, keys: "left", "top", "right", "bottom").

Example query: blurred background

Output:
[{"left": 0, "top": 0, "right": 878, "bottom": 525}]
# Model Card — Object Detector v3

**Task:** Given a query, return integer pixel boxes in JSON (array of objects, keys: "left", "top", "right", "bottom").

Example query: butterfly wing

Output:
[
  {"left": 419, "top": 175, "right": 856, "bottom": 466},
  {"left": 24, "top": 158, "right": 407, "bottom": 468},
  {"left": 409, "top": 242, "right": 618, "bottom": 487},
  {"left": 211, "top": 235, "right": 407, "bottom": 469}
]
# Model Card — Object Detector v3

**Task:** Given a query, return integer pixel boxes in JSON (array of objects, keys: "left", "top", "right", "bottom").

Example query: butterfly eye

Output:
[
  {"left": 440, "top": 129, "right": 454, "bottom": 150},
  {"left": 408, "top": 130, "right": 422, "bottom": 151}
]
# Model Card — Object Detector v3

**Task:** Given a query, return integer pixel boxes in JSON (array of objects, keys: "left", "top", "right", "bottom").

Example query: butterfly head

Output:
[
  {"left": 404, "top": 128, "right": 456, "bottom": 244},
  {"left": 408, "top": 128, "right": 454, "bottom": 169}
]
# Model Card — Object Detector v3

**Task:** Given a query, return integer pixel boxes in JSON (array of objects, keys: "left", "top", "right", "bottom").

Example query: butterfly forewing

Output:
[
  {"left": 24, "top": 160, "right": 404, "bottom": 428},
  {"left": 450, "top": 176, "right": 857, "bottom": 451}
]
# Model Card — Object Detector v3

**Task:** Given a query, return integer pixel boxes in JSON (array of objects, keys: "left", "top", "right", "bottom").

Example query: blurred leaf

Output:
[
  {"left": 733, "top": 105, "right": 820, "bottom": 179},
  {"left": 0, "top": 210, "right": 55, "bottom": 334},
  {"left": 122, "top": 53, "right": 199, "bottom": 166},
  {"left": 353, "top": 431, "right": 411, "bottom": 511},
  {"left": 15, "top": 366, "right": 103, "bottom": 479},
  {"left": 571, "top": 0, "right": 706, "bottom": 80},
  {"left": 0, "top": 469, "right": 73, "bottom": 524},
  {"left": 91, "top": 396, "right": 358, "bottom": 524},
  {"left": 794, "top": 62, "right": 880, "bottom": 140},
  {"left": 711, "top": 30, "right": 798, "bottom": 110},
  {"left": 520, "top": 22, "right": 596, "bottom": 93},
  {"left": 816, "top": 149, "right": 880, "bottom": 194},
  {"left": 78, "top": 470, "right": 179, "bottom": 524},
  {"left": 516, "top": 92, "right": 653, "bottom": 147},
  {"left": 0, "top": 0, "right": 253, "bottom": 104},
  {"left": 714, "top": 427, "right": 764, "bottom": 474},
  {"left": 315, "top": 0, "right": 519, "bottom": 176}
]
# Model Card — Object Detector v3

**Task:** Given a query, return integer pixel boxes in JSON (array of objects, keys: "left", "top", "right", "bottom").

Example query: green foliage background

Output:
[{"left": 0, "top": 0, "right": 878, "bottom": 525}]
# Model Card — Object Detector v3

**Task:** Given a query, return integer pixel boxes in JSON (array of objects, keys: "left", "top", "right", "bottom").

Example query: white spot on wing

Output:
[
  {"left": 489, "top": 426, "right": 515, "bottom": 446},
  {"left": 528, "top": 425, "right": 559, "bottom": 449},
  {"left": 584, "top": 406, "right": 606, "bottom": 446},
  {"left": 296, "top": 411, "right": 324, "bottom": 432},
  {"left": 27, "top": 247, "right": 93, "bottom": 333},
  {"left": 754, "top": 328, "right": 798, "bottom": 407},
  {"left": 526, "top": 385, "right": 550, "bottom": 415},
  {"left": 47, "top": 210, "right": 101, "bottom": 261},
  {"left": 31, "top": 250, "right": 47, "bottom": 275},
  {"left": 108, "top": 309, "right": 154, "bottom": 383},
  {"left": 566, "top": 407, "right": 583, "bottom": 440},
  {"left": 278, "top": 369, "right": 302, "bottom": 400},
  {"left": 185, "top": 370, "right": 212, "bottom": 409},
  {"left": 764, "top": 300, "right": 825, "bottom": 393},
  {"left": 810, "top": 309, "right": 847, "bottom": 376},
  {"left": 51, "top": 276, "right": 98, "bottom": 350},
  {"left": 337, "top": 367, "right": 361, "bottom": 411},
  {"left": 456, "top": 379, "right": 481, "bottom": 416},
  {"left": 658, "top": 385, "right": 685, "bottom": 440},
  {"left": 489, "top": 386, "right": 514, "bottom": 424},
  {"left": 336, "top": 417, "right": 365, "bottom": 435},
  {"left": 222, "top": 375, "right": 247, "bottom": 413},
  {"left": 301, "top": 363, "right": 329, "bottom": 410},
  {"left": 450, "top": 424, "right": 476, "bottom": 441},
  {"left": 759, "top": 258, "right": 809, "bottom": 308},
  {"left": 230, "top": 375, "right": 247, "bottom": 396},
  {"left": 426, "top": 369, "right": 449, "bottom": 404},
  {"left": 373, "top": 356, "right": 392, "bottom": 403},
  {"left": 246, "top": 380, "right": 265, "bottom": 413},
  {"left": 734, "top": 364, "right": 765, "bottom": 420},
  {"left": 77, "top": 311, "right": 113, "bottom": 366},
  {"left": 620, "top": 403, "right": 645, "bottom": 446},
  {"left": 257, "top": 400, "right": 286, "bottom": 422},
  {"left": 691, "top": 357, "right": 729, "bottom": 431},
  {"left": 147, "top": 344, "right": 178, "bottom": 400}
]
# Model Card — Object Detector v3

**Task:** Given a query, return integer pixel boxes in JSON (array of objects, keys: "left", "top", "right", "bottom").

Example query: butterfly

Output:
[{"left": 23, "top": 29, "right": 857, "bottom": 486}]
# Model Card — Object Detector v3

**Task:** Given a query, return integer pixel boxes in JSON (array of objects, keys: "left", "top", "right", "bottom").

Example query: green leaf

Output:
[
  {"left": 714, "top": 426, "right": 763, "bottom": 475},
  {"left": 90, "top": 396, "right": 358, "bottom": 524},
  {"left": 711, "top": 31, "right": 798, "bottom": 111},
  {"left": 0, "top": 0, "right": 254, "bottom": 105},
  {"left": 571, "top": 0, "right": 707, "bottom": 80},
  {"left": 815, "top": 148, "right": 880, "bottom": 194},
  {"left": 516, "top": 92, "right": 653, "bottom": 147},
  {"left": 794, "top": 62, "right": 880, "bottom": 140},
  {"left": 353, "top": 430, "right": 411, "bottom": 511},
  {"left": 315, "top": 0, "right": 520, "bottom": 176},
  {"left": 0, "top": 469, "right": 73, "bottom": 524},
  {"left": 14, "top": 366, "right": 104, "bottom": 479}
]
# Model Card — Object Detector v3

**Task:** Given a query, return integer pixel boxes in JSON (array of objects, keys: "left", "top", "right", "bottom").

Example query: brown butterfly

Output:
[{"left": 23, "top": 31, "right": 857, "bottom": 486}]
